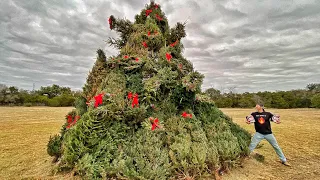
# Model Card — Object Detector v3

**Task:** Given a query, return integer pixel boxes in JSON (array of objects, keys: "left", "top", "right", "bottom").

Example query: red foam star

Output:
[
  {"left": 94, "top": 93, "right": 104, "bottom": 108},
  {"left": 135, "top": 57, "right": 139, "bottom": 62},
  {"left": 108, "top": 17, "right": 112, "bottom": 29},
  {"left": 143, "top": 41, "right": 148, "bottom": 48},
  {"left": 132, "top": 93, "right": 139, "bottom": 108},
  {"left": 151, "top": 118, "right": 160, "bottom": 131},
  {"left": 146, "top": 9, "right": 153, "bottom": 16},
  {"left": 156, "top": 14, "right": 163, "bottom": 21},
  {"left": 182, "top": 112, "right": 192, "bottom": 118},
  {"left": 67, "top": 115, "right": 73, "bottom": 124},
  {"left": 170, "top": 40, "right": 179, "bottom": 47},
  {"left": 127, "top": 92, "right": 133, "bottom": 99},
  {"left": 166, "top": 53, "right": 172, "bottom": 62}
]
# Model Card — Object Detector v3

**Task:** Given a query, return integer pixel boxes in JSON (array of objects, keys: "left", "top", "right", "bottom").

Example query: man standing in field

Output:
[{"left": 246, "top": 103, "right": 291, "bottom": 166}]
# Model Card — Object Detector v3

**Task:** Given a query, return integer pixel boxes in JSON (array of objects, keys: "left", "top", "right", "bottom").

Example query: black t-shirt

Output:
[{"left": 251, "top": 111, "right": 274, "bottom": 134}]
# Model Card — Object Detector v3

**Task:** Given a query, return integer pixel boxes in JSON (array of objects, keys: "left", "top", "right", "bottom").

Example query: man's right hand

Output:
[{"left": 246, "top": 115, "right": 255, "bottom": 124}]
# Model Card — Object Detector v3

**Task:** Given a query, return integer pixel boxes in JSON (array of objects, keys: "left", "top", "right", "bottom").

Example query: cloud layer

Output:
[{"left": 1, "top": 0, "right": 319, "bottom": 93}]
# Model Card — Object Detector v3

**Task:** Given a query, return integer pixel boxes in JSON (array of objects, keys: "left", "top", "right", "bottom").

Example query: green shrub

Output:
[
  {"left": 311, "top": 94, "right": 320, "bottom": 108},
  {"left": 48, "top": 98, "right": 60, "bottom": 107},
  {"left": 47, "top": 135, "right": 62, "bottom": 158},
  {"left": 23, "top": 103, "right": 33, "bottom": 107}
]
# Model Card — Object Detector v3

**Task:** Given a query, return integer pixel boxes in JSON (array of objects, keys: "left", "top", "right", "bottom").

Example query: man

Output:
[{"left": 246, "top": 103, "right": 291, "bottom": 166}]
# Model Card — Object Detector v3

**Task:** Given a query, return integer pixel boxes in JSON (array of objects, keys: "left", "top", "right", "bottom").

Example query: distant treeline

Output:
[
  {"left": 1, "top": 83, "right": 320, "bottom": 108},
  {"left": 204, "top": 83, "right": 320, "bottom": 109},
  {"left": 0, "top": 84, "right": 81, "bottom": 107}
]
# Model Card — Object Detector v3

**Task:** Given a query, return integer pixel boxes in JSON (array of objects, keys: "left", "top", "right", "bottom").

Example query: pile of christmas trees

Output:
[{"left": 47, "top": 1, "right": 251, "bottom": 179}]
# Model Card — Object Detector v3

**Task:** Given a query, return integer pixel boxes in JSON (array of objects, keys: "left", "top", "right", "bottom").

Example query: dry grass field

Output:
[{"left": 0, "top": 107, "right": 319, "bottom": 180}]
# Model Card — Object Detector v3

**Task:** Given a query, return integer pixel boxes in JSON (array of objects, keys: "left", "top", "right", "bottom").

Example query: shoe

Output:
[{"left": 281, "top": 161, "right": 291, "bottom": 167}]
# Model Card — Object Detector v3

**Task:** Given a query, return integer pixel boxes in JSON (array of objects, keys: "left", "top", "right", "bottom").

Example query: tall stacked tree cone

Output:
[{"left": 47, "top": 1, "right": 251, "bottom": 179}]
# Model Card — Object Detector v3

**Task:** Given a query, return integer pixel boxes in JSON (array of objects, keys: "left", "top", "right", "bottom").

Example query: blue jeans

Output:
[{"left": 249, "top": 132, "right": 287, "bottom": 162}]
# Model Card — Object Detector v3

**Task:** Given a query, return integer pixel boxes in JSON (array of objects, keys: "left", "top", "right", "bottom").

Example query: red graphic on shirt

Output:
[{"left": 258, "top": 117, "right": 265, "bottom": 124}]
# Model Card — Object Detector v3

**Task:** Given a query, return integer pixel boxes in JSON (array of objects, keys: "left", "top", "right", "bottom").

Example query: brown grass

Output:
[
  {"left": 0, "top": 107, "right": 319, "bottom": 179},
  {"left": 0, "top": 107, "right": 74, "bottom": 180}
]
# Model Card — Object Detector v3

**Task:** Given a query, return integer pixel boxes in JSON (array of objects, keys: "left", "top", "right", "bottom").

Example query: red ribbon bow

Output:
[
  {"left": 143, "top": 41, "right": 148, "bottom": 48},
  {"left": 94, "top": 93, "right": 104, "bottom": 108},
  {"left": 67, "top": 115, "right": 73, "bottom": 124},
  {"left": 166, "top": 53, "right": 172, "bottom": 62},
  {"left": 146, "top": 9, "right": 152, "bottom": 16},
  {"left": 170, "top": 40, "right": 179, "bottom": 47},
  {"left": 182, "top": 112, "right": 192, "bottom": 118},
  {"left": 156, "top": 14, "right": 163, "bottom": 21},
  {"left": 151, "top": 118, "right": 160, "bottom": 131},
  {"left": 124, "top": 55, "right": 129, "bottom": 59},
  {"left": 148, "top": 31, "right": 151, "bottom": 36},
  {"left": 108, "top": 17, "right": 112, "bottom": 29},
  {"left": 132, "top": 93, "right": 139, "bottom": 108},
  {"left": 154, "top": 4, "right": 159, "bottom": 9},
  {"left": 66, "top": 115, "right": 80, "bottom": 129},
  {"left": 128, "top": 92, "right": 133, "bottom": 99}
]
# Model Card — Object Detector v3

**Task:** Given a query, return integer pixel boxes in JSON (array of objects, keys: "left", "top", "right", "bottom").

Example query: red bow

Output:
[
  {"left": 146, "top": 9, "right": 152, "bottom": 16},
  {"left": 148, "top": 31, "right": 151, "bottom": 36},
  {"left": 170, "top": 40, "right": 179, "bottom": 47},
  {"left": 143, "top": 41, "right": 148, "bottom": 48},
  {"left": 108, "top": 17, "right": 112, "bottom": 29},
  {"left": 66, "top": 115, "right": 80, "bottom": 129},
  {"left": 128, "top": 92, "right": 133, "bottom": 99},
  {"left": 154, "top": 4, "right": 159, "bottom": 9},
  {"left": 166, "top": 53, "right": 172, "bottom": 62},
  {"left": 135, "top": 57, "right": 139, "bottom": 62},
  {"left": 156, "top": 14, "right": 163, "bottom": 21},
  {"left": 151, "top": 118, "right": 160, "bottom": 131},
  {"left": 124, "top": 55, "right": 129, "bottom": 59},
  {"left": 67, "top": 115, "right": 73, "bottom": 124},
  {"left": 94, "top": 93, "right": 104, "bottom": 108},
  {"left": 182, "top": 112, "right": 192, "bottom": 118},
  {"left": 132, "top": 93, "right": 139, "bottom": 108}
]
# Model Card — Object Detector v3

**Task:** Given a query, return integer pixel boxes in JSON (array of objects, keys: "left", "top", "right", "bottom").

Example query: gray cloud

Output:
[{"left": 0, "top": 0, "right": 319, "bottom": 93}]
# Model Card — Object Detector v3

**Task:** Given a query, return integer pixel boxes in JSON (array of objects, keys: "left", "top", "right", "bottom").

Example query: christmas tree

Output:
[{"left": 47, "top": 1, "right": 251, "bottom": 179}]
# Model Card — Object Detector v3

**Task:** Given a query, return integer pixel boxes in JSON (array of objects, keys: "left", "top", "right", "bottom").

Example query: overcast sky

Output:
[{"left": 1, "top": 0, "right": 319, "bottom": 93}]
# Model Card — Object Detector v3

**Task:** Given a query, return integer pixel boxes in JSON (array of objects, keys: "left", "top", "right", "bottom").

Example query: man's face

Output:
[{"left": 255, "top": 104, "right": 262, "bottom": 111}]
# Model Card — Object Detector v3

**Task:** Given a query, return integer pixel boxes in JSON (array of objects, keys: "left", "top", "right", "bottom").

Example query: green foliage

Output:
[
  {"left": 170, "top": 84, "right": 195, "bottom": 110},
  {"left": 307, "top": 83, "right": 320, "bottom": 92},
  {"left": 0, "top": 83, "right": 78, "bottom": 107},
  {"left": 37, "top": 84, "right": 71, "bottom": 98},
  {"left": 204, "top": 87, "right": 318, "bottom": 109},
  {"left": 83, "top": 49, "right": 108, "bottom": 100},
  {"left": 47, "top": 135, "right": 62, "bottom": 158},
  {"left": 75, "top": 96, "right": 88, "bottom": 116},
  {"left": 311, "top": 94, "right": 320, "bottom": 108},
  {"left": 48, "top": 98, "right": 60, "bottom": 107},
  {"left": 23, "top": 102, "right": 33, "bottom": 107}
]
